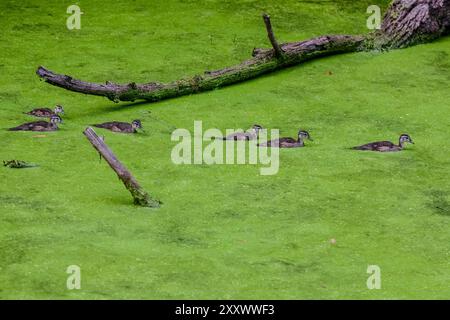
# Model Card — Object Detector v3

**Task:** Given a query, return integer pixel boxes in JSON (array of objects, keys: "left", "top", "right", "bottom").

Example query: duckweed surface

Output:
[{"left": 0, "top": 0, "right": 449, "bottom": 299}]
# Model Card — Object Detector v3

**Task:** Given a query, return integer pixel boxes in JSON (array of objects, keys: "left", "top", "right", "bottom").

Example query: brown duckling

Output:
[
  {"left": 222, "top": 124, "right": 263, "bottom": 141},
  {"left": 92, "top": 120, "right": 142, "bottom": 133},
  {"left": 352, "top": 134, "right": 414, "bottom": 152},
  {"left": 258, "top": 130, "right": 312, "bottom": 148},
  {"left": 25, "top": 105, "right": 64, "bottom": 118},
  {"left": 8, "top": 115, "right": 62, "bottom": 132}
]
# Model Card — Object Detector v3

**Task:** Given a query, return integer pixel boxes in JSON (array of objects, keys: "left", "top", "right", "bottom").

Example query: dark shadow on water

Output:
[
  {"left": 93, "top": 100, "right": 158, "bottom": 114},
  {"left": 426, "top": 190, "right": 450, "bottom": 217}
]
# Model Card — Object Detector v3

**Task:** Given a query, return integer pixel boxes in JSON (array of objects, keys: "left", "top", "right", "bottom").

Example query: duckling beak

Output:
[
  {"left": 308, "top": 136, "right": 314, "bottom": 141},
  {"left": 410, "top": 140, "right": 415, "bottom": 144}
]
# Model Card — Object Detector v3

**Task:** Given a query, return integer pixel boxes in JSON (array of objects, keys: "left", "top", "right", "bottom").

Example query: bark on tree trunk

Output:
[
  {"left": 83, "top": 127, "right": 161, "bottom": 208},
  {"left": 36, "top": 0, "right": 449, "bottom": 104},
  {"left": 373, "top": 0, "right": 450, "bottom": 49}
]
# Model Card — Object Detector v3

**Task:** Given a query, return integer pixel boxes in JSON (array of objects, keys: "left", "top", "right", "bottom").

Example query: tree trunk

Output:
[
  {"left": 83, "top": 127, "right": 161, "bottom": 208},
  {"left": 373, "top": 0, "right": 450, "bottom": 49},
  {"left": 36, "top": 0, "right": 449, "bottom": 104}
]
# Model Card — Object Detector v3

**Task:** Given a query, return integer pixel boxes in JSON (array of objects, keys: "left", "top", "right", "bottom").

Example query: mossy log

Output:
[
  {"left": 83, "top": 127, "right": 160, "bottom": 208},
  {"left": 36, "top": 0, "right": 449, "bottom": 103}
]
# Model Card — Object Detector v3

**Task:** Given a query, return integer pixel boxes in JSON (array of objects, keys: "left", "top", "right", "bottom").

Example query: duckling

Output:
[
  {"left": 352, "top": 134, "right": 414, "bottom": 152},
  {"left": 25, "top": 105, "right": 64, "bottom": 118},
  {"left": 92, "top": 120, "right": 142, "bottom": 133},
  {"left": 3, "top": 160, "right": 38, "bottom": 168},
  {"left": 8, "top": 115, "right": 62, "bottom": 132},
  {"left": 222, "top": 124, "right": 263, "bottom": 140},
  {"left": 258, "top": 130, "right": 312, "bottom": 148}
]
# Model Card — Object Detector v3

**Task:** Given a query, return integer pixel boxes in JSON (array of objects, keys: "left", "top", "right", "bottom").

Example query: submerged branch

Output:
[{"left": 83, "top": 127, "right": 160, "bottom": 208}]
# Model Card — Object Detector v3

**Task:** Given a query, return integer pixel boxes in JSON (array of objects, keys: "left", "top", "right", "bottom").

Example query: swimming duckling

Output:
[
  {"left": 222, "top": 124, "right": 263, "bottom": 141},
  {"left": 3, "top": 160, "right": 38, "bottom": 168},
  {"left": 352, "top": 134, "right": 414, "bottom": 152},
  {"left": 8, "top": 115, "right": 62, "bottom": 132},
  {"left": 25, "top": 105, "right": 64, "bottom": 118},
  {"left": 92, "top": 120, "right": 142, "bottom": 133},
  {"left": 258, "top": 130, "right": 312, "bottom": 148}
]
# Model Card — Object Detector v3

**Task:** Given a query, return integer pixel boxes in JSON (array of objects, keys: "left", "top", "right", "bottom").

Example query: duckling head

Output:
[
  {"left": 400, "top": 133, "right": 414, "bottom": 145},
  {"left": 54, "top": 105, "right": 64, "bottom": 115},
  {"left": 50, "top": 115, "right": 62, "bottom": 125},
  {"left": 132, "top": 119, "right": 143, "bottom": 130},
  {"left": 252, "top": 124, "right": 263, "bottom": 136},
  {"left": 298, "top": 130, "right": 312, "bottom": 141}
]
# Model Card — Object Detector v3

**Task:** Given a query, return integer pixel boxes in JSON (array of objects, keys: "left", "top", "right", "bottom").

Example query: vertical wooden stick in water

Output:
[
  {"left": 83, "top": 127, "right": 160, "bottom": 208},
  {"left": 262, "top": 13, "right": 284, "bottom": 59}
]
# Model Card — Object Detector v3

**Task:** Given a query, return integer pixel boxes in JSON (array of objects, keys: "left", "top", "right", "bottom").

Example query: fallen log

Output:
[
  {"left": 36, "top": 0, "right": 449, "bottom": 103},
  {"left": 83, "top": 127, "right": 160, "bottom": 208}
]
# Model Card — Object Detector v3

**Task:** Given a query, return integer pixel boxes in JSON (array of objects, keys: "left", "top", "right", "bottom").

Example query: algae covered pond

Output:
[{"left": 0, "top": 0, "right": 449, "bottom": 299}]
